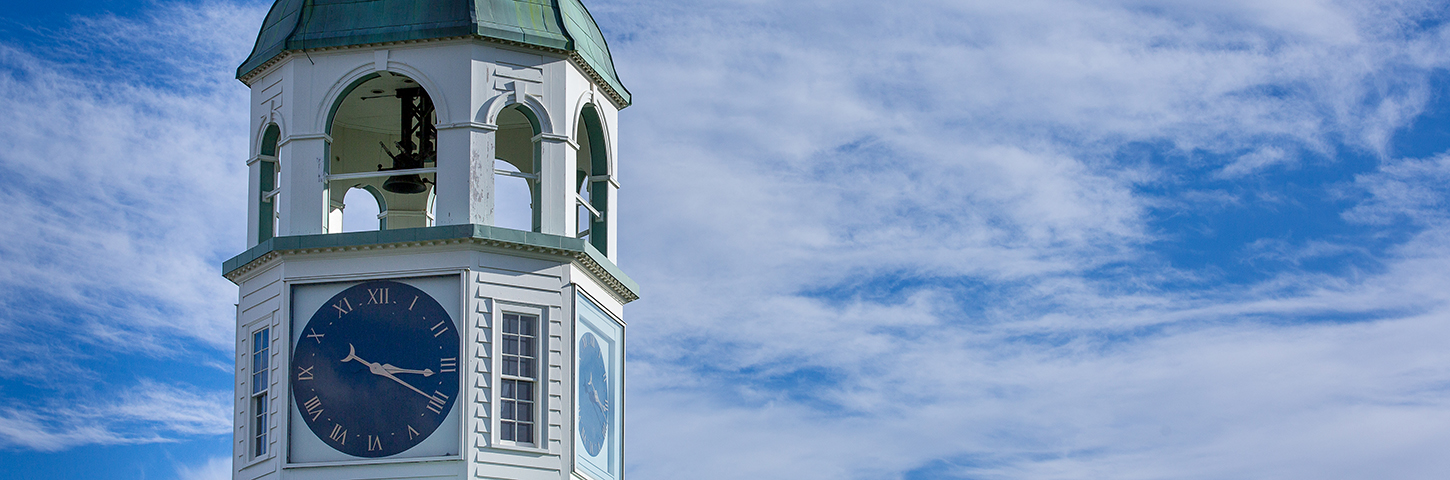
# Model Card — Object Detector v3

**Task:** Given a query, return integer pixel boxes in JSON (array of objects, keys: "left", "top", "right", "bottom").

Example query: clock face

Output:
[
  {"left": 290, "top": 280, "right": 460, "bottom": 458},
  {"left": 577, "top": 332, "right": 609, "bottom": 457}
]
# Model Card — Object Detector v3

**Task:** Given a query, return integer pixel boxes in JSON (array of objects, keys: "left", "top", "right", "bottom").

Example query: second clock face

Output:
[
  {"left": 577, "top": 332, "right": 609, "bottom": 457},
  {"left": 291, "top": 280, "right": 460, "bottom": 458}
]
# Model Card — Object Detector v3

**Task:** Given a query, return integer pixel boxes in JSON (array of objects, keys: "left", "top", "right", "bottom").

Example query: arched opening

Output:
[
  {"left": 340, "top": 186, "right": 384, "bottom": 232},
  {"left": 325, "top": 73, "right": 437, "bottom": 232},
  {"left": 258, "top": 124, "right": 281, "bottom": 243},
  {"left": 495, "top": 105, "right": 541, "bottom": 232},
  {"left": 576, "top": 106, "right": 609, "bottom": 252}
]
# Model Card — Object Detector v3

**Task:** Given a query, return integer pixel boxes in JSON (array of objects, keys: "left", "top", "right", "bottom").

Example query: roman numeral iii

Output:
[
  {"left": 440, "top": 357, "right": 457, "bottom": 373},
  {"left": 426, "top": 391, "right": 449, "bottom": 414}
]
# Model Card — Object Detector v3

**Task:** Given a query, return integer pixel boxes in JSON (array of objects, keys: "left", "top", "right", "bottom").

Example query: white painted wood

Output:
[{"left": 234, "top": 32, "right": 628, "bottom": 480}]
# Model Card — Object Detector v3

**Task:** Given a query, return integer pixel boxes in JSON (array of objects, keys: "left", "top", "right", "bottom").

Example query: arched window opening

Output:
[
  {"left": 325, "top": 73, "right": 437, "bottom": 232},
  {"left": 257, "top": 124, "right": 281, "bottom": 243},
  {"left": 340, "top": 186, "right": 384, "bottom": 232},
  {"left": 495, "top": 105, "right": 541, "bottom": 232},
  {"left": 494, "top": 159, "right": 534, "bottom": 231},
  {"left": 576, "top": 106, "right": 609, "bottom": 252}
]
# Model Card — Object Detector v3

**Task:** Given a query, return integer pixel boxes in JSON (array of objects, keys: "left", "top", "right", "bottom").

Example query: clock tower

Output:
[{"left": 223, "top": 2, "right": 636, "bottom": 480}]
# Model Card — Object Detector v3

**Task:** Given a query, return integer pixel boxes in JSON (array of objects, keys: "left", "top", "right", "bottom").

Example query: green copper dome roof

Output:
[{"left": 237, "top": 0, "right": 629, "bottom": 105}]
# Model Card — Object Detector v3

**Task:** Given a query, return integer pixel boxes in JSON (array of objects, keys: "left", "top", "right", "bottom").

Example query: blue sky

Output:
[{"left": 2, "top": 0, "right": 1450, "bottom": 479}]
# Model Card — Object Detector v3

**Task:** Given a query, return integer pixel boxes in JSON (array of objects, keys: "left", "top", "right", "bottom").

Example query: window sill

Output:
[
  {"left": 240, "top": 453, "right": 275, "bottom": 470},
  {"left": 488, "top": 440, "right": 549, "bottom": 455}
]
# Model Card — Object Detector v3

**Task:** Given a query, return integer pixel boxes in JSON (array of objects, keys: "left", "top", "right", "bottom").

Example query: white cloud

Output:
[
  {"left": 1343, "top": 152, "right": 1450, "bottom": 225},
  {"left": 0, "top": 380, "right": 231, "bottom": 451},
  {"left": 175, "top": 456, "right": 231, "bottom": 480},
  {"left": 592, "top": 0, "right": 1450, "bottom": 478},
  {"left": 1218, "top": 145, "right": 1291, "bottom": 177},
  {"left": 0, "top": 2, "right": 260, "bottom": 361}
]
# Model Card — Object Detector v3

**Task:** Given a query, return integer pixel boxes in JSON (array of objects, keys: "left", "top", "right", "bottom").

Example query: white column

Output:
[
  {"left": 246, "top": 158, "right": 262, "bottom": 247},
  {"left": 536, "top": 134, "right": 576, "bottom": 236},
  {"left": 434, "top": 125, "right": 496, "bottom": 226},
  {"left": 604, "top": 178, "right": 619, "bottom": 261},
  {"left": 277, "top": 136, "right": 328, "bottom": 236}
]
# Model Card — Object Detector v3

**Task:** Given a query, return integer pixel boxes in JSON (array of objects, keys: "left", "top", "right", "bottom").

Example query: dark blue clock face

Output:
[
  {"left": 577, "top": 332, "right": 609, "bottom": 457},
  {"left": 291, "top": 280, "right": 460, "bottom": 458}
]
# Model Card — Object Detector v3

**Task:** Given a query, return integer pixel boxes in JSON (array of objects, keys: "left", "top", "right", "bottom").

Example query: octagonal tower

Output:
[{"left": 224, "top": 2, "right": 637, "bottom": 479}]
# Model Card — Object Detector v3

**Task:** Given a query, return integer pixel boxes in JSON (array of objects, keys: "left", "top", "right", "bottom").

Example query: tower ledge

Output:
[{"left": 222, "top": 224, "right": 641, "bottom": 303}]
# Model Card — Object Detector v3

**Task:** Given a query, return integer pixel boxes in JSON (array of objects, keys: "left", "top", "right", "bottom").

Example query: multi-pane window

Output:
[
  {"left": 499, "top": 312, "right": 537, "bottom": 444},
  {"left": 251, "top": 328, "right": 270, "bottom": 457}
]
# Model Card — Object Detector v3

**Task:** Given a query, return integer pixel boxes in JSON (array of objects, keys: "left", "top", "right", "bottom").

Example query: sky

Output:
[{"left": 1, "top": 0, "right": 1449, "bottom": 479}]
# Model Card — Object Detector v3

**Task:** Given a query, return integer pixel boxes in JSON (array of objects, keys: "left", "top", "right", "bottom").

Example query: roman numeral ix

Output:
[{"left": 296, "top": 365, "right": 315, "bottom": 381}]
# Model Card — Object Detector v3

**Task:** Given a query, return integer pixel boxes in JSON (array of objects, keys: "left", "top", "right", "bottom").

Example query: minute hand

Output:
[{"left": 342, "top": 344, "right": 434, "bottom": 399}]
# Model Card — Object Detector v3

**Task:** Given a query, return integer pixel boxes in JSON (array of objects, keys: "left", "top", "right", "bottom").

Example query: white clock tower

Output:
[{"left": 223, "top": 2, "right": 636, "bottom": 480}]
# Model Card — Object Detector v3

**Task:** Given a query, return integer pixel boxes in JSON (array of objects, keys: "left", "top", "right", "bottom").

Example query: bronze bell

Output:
[{"left": 383, "top": 173, "right": 429, "bottom": 194}]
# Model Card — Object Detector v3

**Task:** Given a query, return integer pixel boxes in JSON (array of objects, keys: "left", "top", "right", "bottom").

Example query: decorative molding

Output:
[
  {"left": 237, "top": 36, "right": 629, "bottom": 109},
  {"left": 436, "top": 121, "right": 498, "bottom": 132},
  {"left": 534, "top": 133, "right": 579, "bottom": 150},
  {"left": 278, "top": 133, "right": 332, "bottom": 148},
  {"left": 222, "top": 226, "right": 640, "bottom": 304}
]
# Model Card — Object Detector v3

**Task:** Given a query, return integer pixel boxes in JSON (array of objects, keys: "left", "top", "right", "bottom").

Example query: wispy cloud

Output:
[
  {"left": 175, "top": 456, "right": 231, "bottom": 480},
  {"left": 0, "top": 380, "right": 230, "bottom": 451},
  {"left": 0, "top": 1, "right": 259, "bottom": 455},
  {"left": 0, "top": 2, "right": 257, "bottom": 361},
  {"left": 589, "top": 0, "right": 1450, "bottom": 478}
]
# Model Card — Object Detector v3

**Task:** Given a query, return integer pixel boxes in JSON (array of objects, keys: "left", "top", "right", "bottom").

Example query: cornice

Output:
[
  {"left": 223, "top": 225, "right": 639, "bottom": 303},
  {"left": 238, "top": 36, "right": 630, "bottom": 108}
]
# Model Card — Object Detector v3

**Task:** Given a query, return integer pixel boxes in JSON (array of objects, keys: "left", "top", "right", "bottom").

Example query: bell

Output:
[{"left": 383, "top": 174, "right": 429, "bottom": 194}]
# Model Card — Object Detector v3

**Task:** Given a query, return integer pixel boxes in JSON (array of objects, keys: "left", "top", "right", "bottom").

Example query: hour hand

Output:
[
  {"left": 587, "top": 379, "right": 609, "bottom": 413},
  {"left": 341, "top": 344, "right": 433, "bottom": 399},
  {"left": 382, "top": 364, "right": 435, "bottom": 377}
]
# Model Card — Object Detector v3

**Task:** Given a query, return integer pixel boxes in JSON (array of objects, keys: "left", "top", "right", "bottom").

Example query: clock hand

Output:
[
  {"left": 341, "top": 344, "right": 435, "bottom": 399},
  {"left": 381, "top": 364, "right": 435, "bottom": 377},
  {"left": 587, "top": 378, "right": 609, "bottom": 413}
]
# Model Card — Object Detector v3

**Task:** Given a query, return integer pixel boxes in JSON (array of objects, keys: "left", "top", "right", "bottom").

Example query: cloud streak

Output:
[
  {"left": 590, "top": 0, "right": 1450, "bottom": 478},
  {"left": 0, "top": 380, "right": 231, "bottom": 451}
]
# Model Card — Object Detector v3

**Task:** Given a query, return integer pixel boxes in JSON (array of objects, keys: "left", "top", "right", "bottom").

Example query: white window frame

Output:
[
  {"left": 493, "top": 303, "right": 547, "bottom": 450},
  {"left": 249, "top": 326, "right": 272, "bottom": 460}
]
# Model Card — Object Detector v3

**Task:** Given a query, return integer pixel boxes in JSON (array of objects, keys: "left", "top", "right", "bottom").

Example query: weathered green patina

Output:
[{"left": 237, "top": 0, "right": 630, "bottom": 104}]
